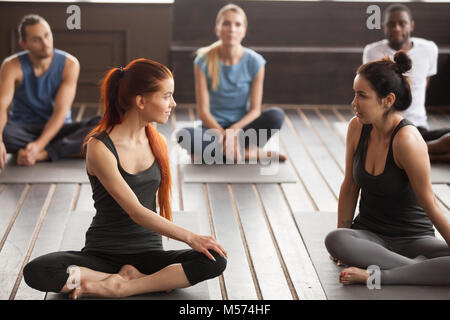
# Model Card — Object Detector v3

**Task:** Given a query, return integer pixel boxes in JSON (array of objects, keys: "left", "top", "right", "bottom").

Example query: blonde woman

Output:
[{"left": 176, "top": 4, "right": 286, "bottom": 163}]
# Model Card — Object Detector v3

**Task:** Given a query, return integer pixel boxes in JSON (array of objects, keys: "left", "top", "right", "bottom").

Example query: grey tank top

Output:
[
  {"left": 82, "top": 131, "right": 163, "bottom": 254},
  {"left": 352, "top": 119, "right": 434, "bottom": 237}
]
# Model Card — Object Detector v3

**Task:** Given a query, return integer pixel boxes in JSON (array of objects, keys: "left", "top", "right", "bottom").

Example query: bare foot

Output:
[
  {"left": 118, "top": 265, "right": 145, "bottom": 281},
  {"left": 339, "top": 267, "right": 370, "bottom": 285},
  {"left": 69, "top": 274, "right": 127, "bottom": 300},
  {"left": 35, "top": 149, "right": 49, "bottom": 162},
  {"left": 244, "top": 147, "right": 287, "bottom": 163}
]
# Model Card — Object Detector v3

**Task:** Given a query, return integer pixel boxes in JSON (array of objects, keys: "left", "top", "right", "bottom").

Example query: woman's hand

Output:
[
  {"left": 330, "top": 255, "right": 343, "bottom": 266},
  {"left": 187, "top": 233, "right": 228, "bottom": 261},
  {"left": 0, "top": 141, "right": 7, "bottom": 169},
  {"left": 222, "top": 129, "right": 242, "bottom": 162}
]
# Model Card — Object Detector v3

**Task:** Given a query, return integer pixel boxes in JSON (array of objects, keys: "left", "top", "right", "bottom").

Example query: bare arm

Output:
[
  {"left": 194, "top": 64, "right": 224, "bottom": 135},
  {"left": 395, "top": 127, "right": 450, "bottom": 246},
  {"left": 337, "top": 117, "right": 362, "bottom": 228},
  {"left": 228, "top": 66, "right": 264, "bottom": 130},
  {"left": 86, "top": 138, "right": 227, "bottom": 260},
  {"left": 32, "top": 55, "right": 79, "bottom": 151},
  {"left": 0, "top": 57, "right": 21, "bottom": 168}
]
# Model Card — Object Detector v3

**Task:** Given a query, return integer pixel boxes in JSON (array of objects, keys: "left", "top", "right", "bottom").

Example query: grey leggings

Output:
[{"left": 325, "top": 228, "right": 450, "bottom": 285}]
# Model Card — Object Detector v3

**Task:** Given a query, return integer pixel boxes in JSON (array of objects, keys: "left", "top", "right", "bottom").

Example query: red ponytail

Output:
[{"left": 84, "top": 58, "right": 173, "bottom": 221}]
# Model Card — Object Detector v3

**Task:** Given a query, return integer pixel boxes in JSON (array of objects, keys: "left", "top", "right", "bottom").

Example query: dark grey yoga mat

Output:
[
  {"left": 45, "top": 211, "right": 211, "bottom": 300},
  {"left": 0, "top": 154, "right": 89, "bottom": 183},
  {"left": 334, "top": 122, "right": 450, "bottom": 184},
  {"left": 294, "top": 211, "right": 450, "bottom": 300},
  {"left": 181, "top": 161, "right": 298, "bottom": 184}
]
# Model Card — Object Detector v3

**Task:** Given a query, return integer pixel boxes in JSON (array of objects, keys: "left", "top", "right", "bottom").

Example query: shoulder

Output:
[
  {"left": 393, "top": 122, "right": 429, "bottom": 170},
  {"left": 194, "top": 47, "right": 208, "bottom": 64},
  {"left": 412, "top": 37, "right": 438, "bottom": 49},
  {"left": 413, "top": 37, "right": 438, "bottom": 56},
  {"left": 0, "top": 54, "right": 21, "bottom": 78},
  {"left": 363, "top": 40, "right": 389, "bottom": 55},
  {"left": 347, "top": 116, "right": 363, "bottom": 147},
  {"left": 348, "top": 116, "right": 363, "bottom": 135},
  {"left": 244, "top": 47, "right": 265, "bottom": 63},
  {"left": 63, "top": 51, "right": 80, "bottom": 71},
  {"left": 86, "top": 134, "right": 116, "bottom": 170},
  {"left": 393, "top": 122, "right": 427, "bottom": 157},
  {"left": 60, "top": 51, "right": 80, "bottom": 80}
]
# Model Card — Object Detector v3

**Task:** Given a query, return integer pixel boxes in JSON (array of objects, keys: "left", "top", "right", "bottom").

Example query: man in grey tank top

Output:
[{"left": 0, "top": 14, "right": 99, "bottom": 168}]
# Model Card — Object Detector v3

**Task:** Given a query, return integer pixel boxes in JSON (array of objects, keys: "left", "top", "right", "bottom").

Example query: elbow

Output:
[
  {"left": 124, "top": 203, "right": 146, "bottom": 224},
  {"left": 340, "top": 178, "right": 359, "bottom": 194}
]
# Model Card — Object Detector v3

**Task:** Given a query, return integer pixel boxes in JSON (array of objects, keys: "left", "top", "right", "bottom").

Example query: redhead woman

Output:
[
  {"left": 23, "top": 58, "right": 227, "bottom": 299},
  {"left": 176, "top": 3, "right": 286, "bottom": 163},
  {"left": 325, "top": 51, "right": 450, "bottom": 286}
]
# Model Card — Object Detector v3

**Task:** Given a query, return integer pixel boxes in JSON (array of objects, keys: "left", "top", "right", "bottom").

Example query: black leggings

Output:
[
  {"left": 3, "top": 116, "right": 100, "bottom": 161},
  {"left": 325, "top": 228, "right": 450, "bottom": 285},
  {"left": 23, "top": 249, "right": 226, "bottom": 293}
]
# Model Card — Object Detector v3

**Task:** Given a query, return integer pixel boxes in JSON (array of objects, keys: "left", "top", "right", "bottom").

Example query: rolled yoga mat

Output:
[
  {"left": 294, "top": 211, "right": 450, "bottom": 300},
  {"left": 0, "top": 154, "right": 89, "bottom": 184},
  {"left": 180, "top": 161, "right": 298, "bottom": 184},
  {"left": 333, "top": 122, "right": 450, "bottom": 184}
]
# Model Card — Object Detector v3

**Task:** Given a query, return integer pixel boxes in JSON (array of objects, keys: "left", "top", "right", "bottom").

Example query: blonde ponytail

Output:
[{"left": 197, "top": 40, "right": 222, "bottom": 91}]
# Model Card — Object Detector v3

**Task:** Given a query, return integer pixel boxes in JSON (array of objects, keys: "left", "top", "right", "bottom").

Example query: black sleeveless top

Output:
[
  {"left": 352, "top": 119, "right": 434, "bottom": 237},
  {"left": 82, "top": 131, "right": 163, "bottom": 254}
]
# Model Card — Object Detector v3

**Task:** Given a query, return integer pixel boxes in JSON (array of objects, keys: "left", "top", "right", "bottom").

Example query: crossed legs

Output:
[{"left": 325, "top": 228, "right": 450, "bottom": 286}]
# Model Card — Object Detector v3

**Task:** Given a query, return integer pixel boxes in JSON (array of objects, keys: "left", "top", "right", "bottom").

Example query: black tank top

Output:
[
  {"left": 82, "top": 131, "right": 163, "bottom": 254},
  {"left": 352, "top": 119, "right": 434, "bottom": 237}
]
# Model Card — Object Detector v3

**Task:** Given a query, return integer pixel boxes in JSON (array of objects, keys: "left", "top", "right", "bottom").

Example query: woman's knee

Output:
[
  {"left": 206, "top": 250, "right": 227, "bottom": 278},
  {"left": 23, "top": 257, "right": 53, "bottom": 292},
  {"left": 262, "top": 107, "right": 285, "bottom": 130},
  {"left": 23, "top": 253, "right": 69, "bottom": 293},
  {"left": 324, "top": 229, "right": 354, "bottom": 258}
]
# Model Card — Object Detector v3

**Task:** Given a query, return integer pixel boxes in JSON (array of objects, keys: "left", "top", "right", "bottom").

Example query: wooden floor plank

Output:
[
  {"left": 0, "top": 184, "right": 27, "bottom": 251},
  {"left": 256, "top": 184, "right": 326, "bottom": 300},
  {"left": 302, "top": 109, "right": 345, "bottom": 171},
  {"left": 14, "top": 184, "right": 78, "bottom": 300},
  {"left": 231, "top": 184, "right": 293, "bottom": 300},
  {"left": 318, "top": 109, "right": 347, "bottom": 145},
  {"left": 280, "top": 183, "right": 315, "bottom": 212},
  {"left": 335, "top": 107, "right": 354, "bottom": 122},
  {"left": 206, "top": 184, "right": 258, "bottom": 300},
  {"left": 288, "top": 109, "right": 343, "bottom": 197},
  {"left": 74, "top": 184, "right": 94, "bottom": 212},
  {"left": 280, "top": 113, "right": 337, "bottom": 212},
  {"left": 181, "top": 182, "right": 223, "bottom": 300},
  {"left": 432, "top": 184, "right": 450, "bottom": 213},
  {"left": 0, "top": 184, "right": 51, "bottom": 300}
]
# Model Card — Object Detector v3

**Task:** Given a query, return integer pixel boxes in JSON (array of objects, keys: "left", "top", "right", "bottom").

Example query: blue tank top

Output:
[{"left": 10, "top": 49, "right": 71, "bottom": 124}]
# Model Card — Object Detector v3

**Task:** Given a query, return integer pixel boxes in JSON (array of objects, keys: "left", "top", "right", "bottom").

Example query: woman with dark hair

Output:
[
  {"left": 324, "top": 51, "right": 450, "bottom": 286},
  {"left": 22, "top": 58, "right": 227, "bottom": 299},
  {"left": 176, "top": 3, "right": 286, "bottom": 163}
]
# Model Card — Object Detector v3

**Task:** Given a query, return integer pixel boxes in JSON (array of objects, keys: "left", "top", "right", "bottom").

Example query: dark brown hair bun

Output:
[{"left": 394, "top": 50, "right": 412, "bottom": 74}]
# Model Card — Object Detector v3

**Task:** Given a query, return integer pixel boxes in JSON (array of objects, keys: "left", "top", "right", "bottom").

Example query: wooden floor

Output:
[{"left": 1, "top": 104, "right": 449, "bottom": 300}]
